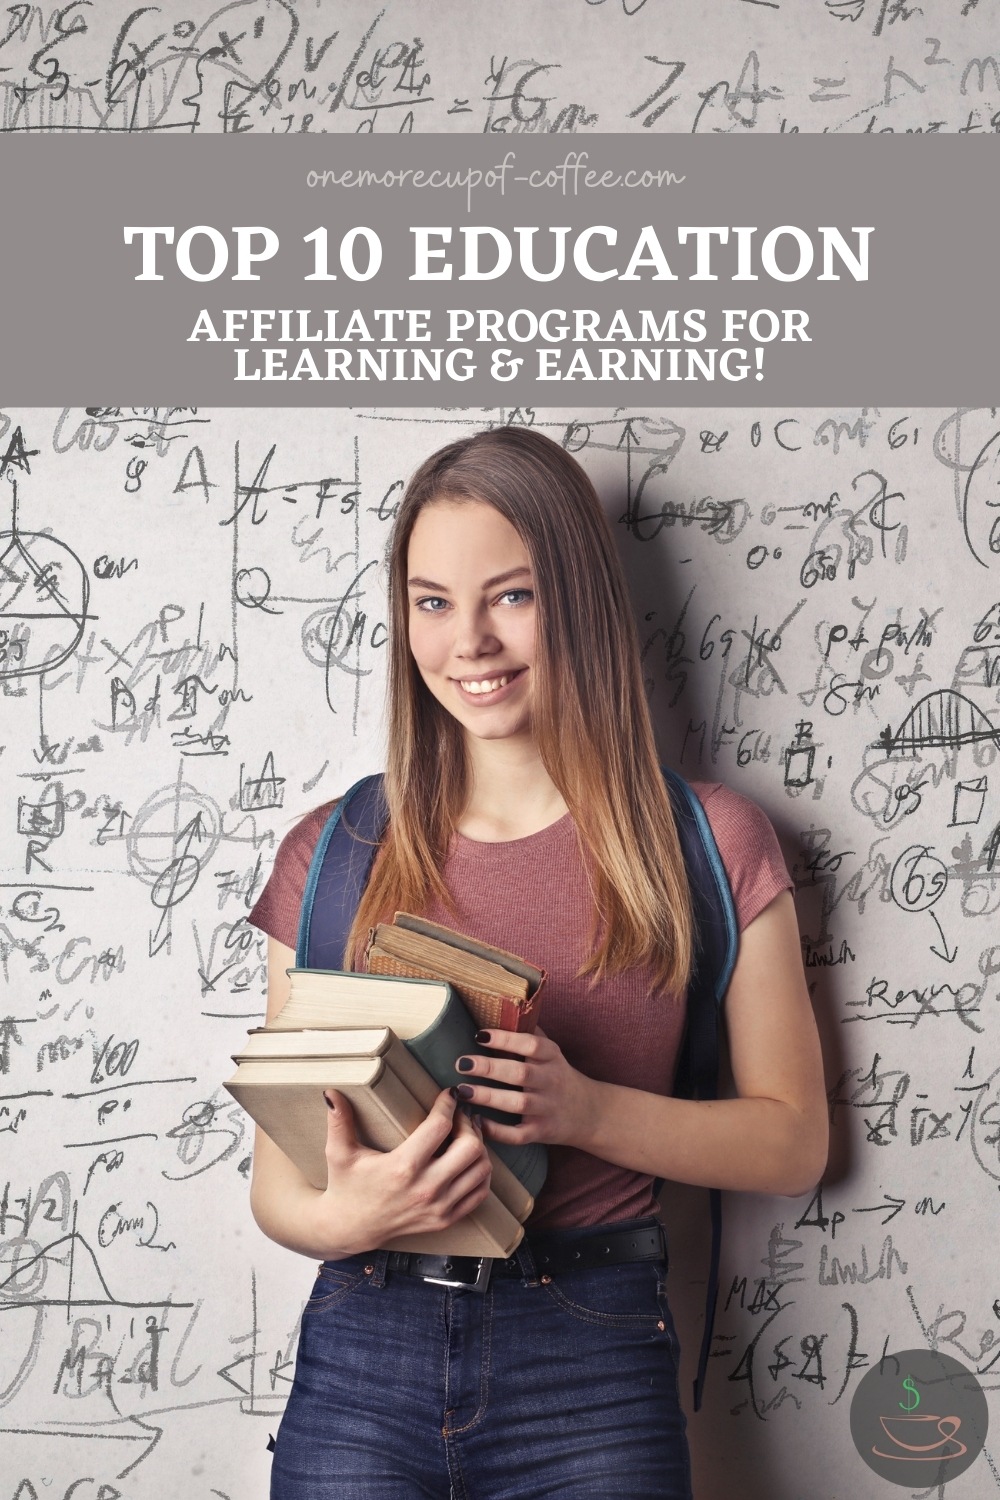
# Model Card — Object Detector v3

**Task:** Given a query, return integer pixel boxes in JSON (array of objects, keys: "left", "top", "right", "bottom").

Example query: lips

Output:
[{"left": 453, "top": 667, "right": 526, "bottom": 701}]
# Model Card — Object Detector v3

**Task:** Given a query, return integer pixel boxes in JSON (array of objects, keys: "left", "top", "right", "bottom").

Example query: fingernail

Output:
[
  {"left": 475, "top": 1030, "right": 491, "bottom": 1044},
  {"left": 456, "top": 1083, "right": 475, "bottom": 1100},
  {"left": 448, "top": 1086, "right": 460, "bottom": 1099},
  {"left": 456, "top": 1056, "right": 475, "bottom": 1073},
  {"left": 324, "top": 1094, "right": 336, "bottom": 1111}
]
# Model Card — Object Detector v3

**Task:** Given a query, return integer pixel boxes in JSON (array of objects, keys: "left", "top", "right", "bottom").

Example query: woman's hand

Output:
[
  {"left": 454, "top": 1026, "right": 597, "bottom": 1148},
  {"left": 314, "top": 1086, "right": 493, "bottom": 1257}
]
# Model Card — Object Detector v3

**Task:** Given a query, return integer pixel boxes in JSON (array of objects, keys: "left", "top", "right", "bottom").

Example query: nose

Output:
[{"left": 453, "top": 604, "right": 500, "bottom": 660}]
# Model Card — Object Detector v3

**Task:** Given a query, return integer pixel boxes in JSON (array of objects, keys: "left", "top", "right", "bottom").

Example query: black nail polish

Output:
[
  {"left": 456, "top": 1056, "right": 475, "bottom": 1073},
  {"left": 456, "top": 1083, "right": 475, "bottom": 1100},
  {"left": 475, "top": 1030, "right": 491, "bottom": 1044},
  {"left": 449, "top": 1086, "right": 460, "bottom": 1099}
]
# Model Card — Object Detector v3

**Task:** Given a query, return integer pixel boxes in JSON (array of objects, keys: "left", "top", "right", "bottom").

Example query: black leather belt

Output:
[{"left": 383, "top": 1221, "right": 667, "bottom": 1294}]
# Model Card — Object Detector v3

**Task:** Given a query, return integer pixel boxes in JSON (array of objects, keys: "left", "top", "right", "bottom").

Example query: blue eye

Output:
[
  {"left": 414, "top": 596, "right": 449, "bottom": 612},
  {"left": 497, "top": 589, "right": 533, "bottom": 606}
]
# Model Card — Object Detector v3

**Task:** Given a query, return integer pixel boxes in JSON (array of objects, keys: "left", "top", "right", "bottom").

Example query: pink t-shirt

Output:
[{"left": 248, "top": 780, "right": 792, "bottom": 1231}]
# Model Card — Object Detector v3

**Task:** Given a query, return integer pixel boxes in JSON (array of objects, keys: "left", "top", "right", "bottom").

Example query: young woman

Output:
[{"left": 247, "top": 426, "right": 828, "bottom": 1500}]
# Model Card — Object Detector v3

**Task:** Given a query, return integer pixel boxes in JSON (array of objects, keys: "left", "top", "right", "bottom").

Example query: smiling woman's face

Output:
[{"left": 406, "top": 499, "right": 537, "bottom": 749}]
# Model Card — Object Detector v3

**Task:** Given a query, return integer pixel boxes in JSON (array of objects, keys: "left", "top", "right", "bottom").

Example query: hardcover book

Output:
[{"left": 225, "top": 1024, "right": 528, "bottom": 1256}]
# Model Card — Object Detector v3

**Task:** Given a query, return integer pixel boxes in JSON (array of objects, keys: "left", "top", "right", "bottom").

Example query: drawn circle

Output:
[
  {"left": 234, "top": 566, "right": 273, "bottom": 609},
  {"left": 890, "top": 845, "right": 947, "bottom": 912},
  {"left": 302, "top": 603, "right": 358, "bottom": 672},
  {"left": 849, "top": 1348, "right": 987, "bottom": 1485},
  {"left": 124, "top": 785, "right": 221, "bottom": 887},
  {"left": 0, "top": 529, "right": 89, "bottom": 678}
]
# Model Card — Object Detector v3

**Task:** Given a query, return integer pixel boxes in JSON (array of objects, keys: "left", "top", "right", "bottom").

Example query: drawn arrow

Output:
[
  {"left": 929, "top": 911, "right": 958, "bottom": 963},
  {"left": 177, "top": 810, "right": 208, "bottom": 854},
  {"left": 617, "top": 418, "right": 642, "bottom": 532},
  {"left": 149, "top": 812, "right": 209, "bottom": 952},
  {"left": 269, "top": 1351, "right": 296, "bottom": 1388},
  {"left": 118, "top": 1415, "right": 165, "bottom": 1480},
  {"left": 153, "top": 815, "right": 208, "bottom": 914},
  {"left": 853, "top": 1194, "right": 906, "bottom": 1224},
  {"left": 217, "top": 1350, "right": 255, "bottom": 1395}
]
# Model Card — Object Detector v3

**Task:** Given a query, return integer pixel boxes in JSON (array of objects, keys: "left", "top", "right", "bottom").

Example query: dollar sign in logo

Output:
[{"left": 899, "top": 1376, "right": 921, "bottom": 1412}]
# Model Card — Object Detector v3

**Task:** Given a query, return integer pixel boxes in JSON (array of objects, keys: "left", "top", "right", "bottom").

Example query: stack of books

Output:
[{"left": 225, "top": 914, "right": 547, "bottom": 1256}]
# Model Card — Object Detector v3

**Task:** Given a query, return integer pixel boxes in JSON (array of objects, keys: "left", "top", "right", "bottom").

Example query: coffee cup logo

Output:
[
  {"left": 874, "top": 1412, "right": 967, "bottom": 1462},
  {"left": 850, "top": 1350, "right": 986, "bottom": 1486}
]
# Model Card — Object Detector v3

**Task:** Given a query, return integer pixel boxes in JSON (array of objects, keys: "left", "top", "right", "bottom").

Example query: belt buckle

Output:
[{"left": 422, "top": 1257, "right": 493, "bottom": 1293}]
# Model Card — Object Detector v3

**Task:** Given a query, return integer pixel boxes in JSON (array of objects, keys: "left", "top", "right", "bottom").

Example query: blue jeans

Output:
[{"left": 270, "top": 1217, "right": 692, "bottom": 1500}]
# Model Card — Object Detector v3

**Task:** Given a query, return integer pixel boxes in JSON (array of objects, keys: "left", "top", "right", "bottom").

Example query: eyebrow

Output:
[{"left": 407, "top": 566, "right": 532, "bottom": 591}]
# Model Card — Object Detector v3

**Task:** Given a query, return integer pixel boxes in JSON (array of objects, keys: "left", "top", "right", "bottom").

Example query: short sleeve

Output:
[
  {"left": 248, "top": 802, "right": 336, "bottom": 950},
  {"left": 689, "top": 782, "right": 793, "bottom": 931}
]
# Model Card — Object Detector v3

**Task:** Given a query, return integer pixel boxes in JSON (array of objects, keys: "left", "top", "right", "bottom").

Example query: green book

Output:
[{"left": 268, "top": 967, "right": 548, "bottom": 1200}]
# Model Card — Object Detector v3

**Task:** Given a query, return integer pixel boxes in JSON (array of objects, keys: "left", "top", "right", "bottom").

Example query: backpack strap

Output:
[
  {"left": 661, "top": 767, "right": 739, "bottom": 1413},
  {"left": 296, "top": 766, "right": 738, "bottom": 1412},
  {"left": 295, "top": 774, "right": 388, "bottom": 969},
  {"left": 663, "top": 768, "right": 739, "bottom": 1101}
]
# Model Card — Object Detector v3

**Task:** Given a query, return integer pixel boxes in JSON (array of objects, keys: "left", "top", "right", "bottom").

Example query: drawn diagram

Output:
[
  {"left": 877, "top": 691, "right": 1000, "bottom": 761},
  {"left": 0, "top": 434, "right": 91, "bottom": 681}
]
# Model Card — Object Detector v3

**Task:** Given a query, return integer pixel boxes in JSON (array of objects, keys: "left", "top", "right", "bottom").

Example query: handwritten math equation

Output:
[
  {"left": 1, "top": 403, "right": 998, "bottom": 1497},
  {"left": 0, "top": 0, "right": 996, "bottom": 137}
]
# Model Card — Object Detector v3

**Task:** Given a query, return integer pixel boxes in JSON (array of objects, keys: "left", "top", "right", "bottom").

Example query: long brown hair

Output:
[{"left": 347, "top": 426, "right": 694, "bottom": 995}]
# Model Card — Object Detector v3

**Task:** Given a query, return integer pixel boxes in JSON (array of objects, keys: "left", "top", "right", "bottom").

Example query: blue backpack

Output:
[{"left": 296, "top": 766, "right": 738, "bottom": 1411}]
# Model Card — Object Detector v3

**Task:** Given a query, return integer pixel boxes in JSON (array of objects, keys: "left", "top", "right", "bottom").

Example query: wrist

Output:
[
  {"left": 564, "top": 1072, "right": 612, "bottom": 1155},
  {"left": 251, "top": 1178, "right": 363, "bottom": 1261},
  {"left": 307, "top": 1191, "right": 382, "bottom": 1260}
]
